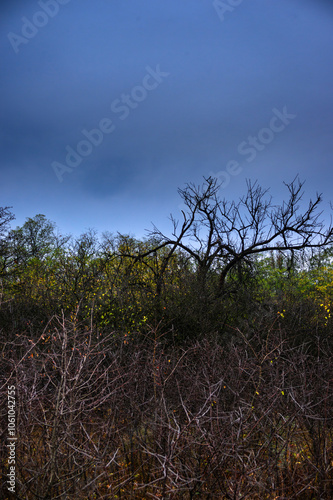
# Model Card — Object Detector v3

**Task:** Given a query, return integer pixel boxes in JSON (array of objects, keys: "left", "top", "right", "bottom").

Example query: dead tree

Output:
[{"left": 131, "top": 176, "right": 333, "bottom": 294}]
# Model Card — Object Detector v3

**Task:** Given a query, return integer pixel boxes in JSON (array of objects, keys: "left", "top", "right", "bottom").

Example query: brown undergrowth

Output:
[{"left": 1, "top": 318, "right": 333, "bottom": 499}]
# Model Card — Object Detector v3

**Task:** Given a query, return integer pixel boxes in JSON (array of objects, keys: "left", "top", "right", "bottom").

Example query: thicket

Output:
[{"left": 1, "top": 178, "right": 333, "bottom": 498}]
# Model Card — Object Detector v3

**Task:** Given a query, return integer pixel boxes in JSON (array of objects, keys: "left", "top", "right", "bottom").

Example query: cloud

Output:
[{"left": 1, "top": 0, "right": 332, "bottom": 238}]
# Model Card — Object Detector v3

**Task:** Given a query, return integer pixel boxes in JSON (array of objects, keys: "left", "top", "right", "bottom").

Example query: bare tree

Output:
[{"left": 133, "top": 176, "right": 333, "bottom": 294}]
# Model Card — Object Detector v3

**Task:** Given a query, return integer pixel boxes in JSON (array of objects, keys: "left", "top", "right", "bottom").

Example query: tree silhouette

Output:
[{"left": 126, "top": 176, "right": 333, "bottom": 294}]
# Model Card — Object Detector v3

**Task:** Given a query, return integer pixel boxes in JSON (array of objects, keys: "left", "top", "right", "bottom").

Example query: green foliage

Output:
[{"left": 1, "top": 210, "right": 333, "bottom": 347}]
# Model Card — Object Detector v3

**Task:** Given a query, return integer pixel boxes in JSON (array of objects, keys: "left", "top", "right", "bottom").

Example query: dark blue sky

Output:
[{"left": 1, "top": 0, "right": 333, "bottom": 239}]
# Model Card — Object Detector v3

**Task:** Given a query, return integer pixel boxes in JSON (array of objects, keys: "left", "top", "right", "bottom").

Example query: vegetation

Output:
[{"left": 1, "top": 177, "right": 333, "bottom": 498}]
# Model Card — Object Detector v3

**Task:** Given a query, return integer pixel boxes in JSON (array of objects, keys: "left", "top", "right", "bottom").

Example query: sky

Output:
[{"left": 1, "top": 0, "right": 333, "bottom": 240}]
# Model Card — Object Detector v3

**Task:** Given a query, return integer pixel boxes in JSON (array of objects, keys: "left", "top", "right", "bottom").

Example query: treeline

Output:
[{"left": 0, "top": 209, "right": 333, "bottom": 346}]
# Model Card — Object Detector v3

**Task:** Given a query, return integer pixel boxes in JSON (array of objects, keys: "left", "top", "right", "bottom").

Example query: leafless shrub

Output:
[{"left": 1, "top": 319, "right": 332, "bottom": 499}]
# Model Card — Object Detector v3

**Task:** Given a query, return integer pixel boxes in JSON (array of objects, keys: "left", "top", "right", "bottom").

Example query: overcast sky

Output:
[{"left": 1, "top": 0, "right": 333, "bottom": 239}]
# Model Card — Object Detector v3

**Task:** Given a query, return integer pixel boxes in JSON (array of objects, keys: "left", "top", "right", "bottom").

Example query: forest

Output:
[{"left": 1, "top": 177, "right": 333, "bottom": 499}]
